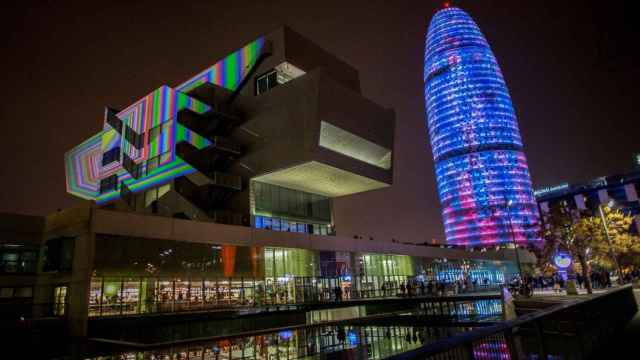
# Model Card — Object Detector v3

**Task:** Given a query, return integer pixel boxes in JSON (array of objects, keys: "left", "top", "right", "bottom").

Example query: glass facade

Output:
[
  {"left": 254, "top": 215, "right": 332, "bottom": 235},
  {"left": 94, "top": 235, "right": 263, "bottom": 278},
  {"left": 424, "top": 7, "right": 540, "bottom": 246},
  {"left": 86, "top": 235, "right": 515, "bottom": 316},
  {"left": 252, "top": 181, "right": 333, "bottom": 235},
  {"left": 85, "top": 235, "right": 514, "bottom": 317},
  {"left": 0, "top": 247, "right": 37, "bottom": 273}
]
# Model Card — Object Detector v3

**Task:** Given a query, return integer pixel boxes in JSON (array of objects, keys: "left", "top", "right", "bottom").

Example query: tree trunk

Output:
[{"left": 577, "top": 253, "right": 593, "bottom": 294}]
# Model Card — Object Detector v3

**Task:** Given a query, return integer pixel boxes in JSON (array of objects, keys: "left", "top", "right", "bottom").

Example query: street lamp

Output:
[
  {"left": 505, "top": 199, "right": 524, "bottom": 282},
  {"left": 598, "top": 201, "right": 624, "bottom": 285}
]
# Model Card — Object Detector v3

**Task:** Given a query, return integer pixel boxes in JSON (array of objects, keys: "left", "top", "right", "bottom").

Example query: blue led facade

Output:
[{"left": 424, "top": 7, "right": 540, "bottom": 246}]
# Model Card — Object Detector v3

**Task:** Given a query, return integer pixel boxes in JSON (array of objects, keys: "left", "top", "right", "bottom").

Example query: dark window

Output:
[
  {"left": 100, "top": 174, "right": 118, "bottom": 194},
  {"left": 101, "top": 147, "right": 121, "bottom": 166},
  {"left": 124, "top": 125, "right": 144, "bottom": 149},
  {"left": 122, "top": 153, "right": 142, "bottom": 179},
  {"left": 256, "top": 70, "right": 278, "bottom": 95},
  {"left": 42, "top": 237, "right": 75, "bottom": 272}
]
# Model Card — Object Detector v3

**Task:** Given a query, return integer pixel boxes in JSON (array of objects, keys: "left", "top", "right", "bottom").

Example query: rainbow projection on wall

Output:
[
  {"left": 424, "top": 7, "right": 540, "bottom": 246},
  {"left": 65, "top": 37, "right": 266, "bottom": 203}
]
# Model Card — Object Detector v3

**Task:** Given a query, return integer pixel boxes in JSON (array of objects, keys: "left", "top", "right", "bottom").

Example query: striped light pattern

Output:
[
  {"left": 177, "top": 37, "right": 265, "bottom": 92},
  {"left": 66, "top": 37, "right": 265, "bottom": 204},
  {"left": 424, "top": 7, "right": 540, "bottom": 246},
  {"left": 65, "top": 133, "right": 103, "bottom": 199},
  {"left": 119, "top": 85, "right": 211, "bottom": 163}
]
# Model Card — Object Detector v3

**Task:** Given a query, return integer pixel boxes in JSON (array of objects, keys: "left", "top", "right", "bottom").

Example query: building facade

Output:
[
  {"left": 536, "top": 167, "right": 640, "bottom": 232},
  {"left": 65, "top": 26, "right": 395, "bottom": 235},
  {"left": 423, "top": 7, "right": 540, "bottom": 246},
  {"left": 0, "top": 26, "right": 534, "bottom": 340}
]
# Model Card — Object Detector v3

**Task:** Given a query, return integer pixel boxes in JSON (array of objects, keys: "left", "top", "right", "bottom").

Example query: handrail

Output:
[{"left": 385, "top": 285, "right": 635, "bottom": 360}]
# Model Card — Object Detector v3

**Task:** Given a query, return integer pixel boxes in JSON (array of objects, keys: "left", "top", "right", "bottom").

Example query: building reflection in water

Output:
[{"left": 89, "top": 325, "right": 474, "bottom": 360}]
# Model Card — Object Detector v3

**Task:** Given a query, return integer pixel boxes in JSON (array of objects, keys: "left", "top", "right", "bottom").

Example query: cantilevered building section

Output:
[
  {"left": 424, "top": 7, "right": 540, "bottom": 246},
  {"left": 65, "top": 27, "right": 395, "bottom": 234}
]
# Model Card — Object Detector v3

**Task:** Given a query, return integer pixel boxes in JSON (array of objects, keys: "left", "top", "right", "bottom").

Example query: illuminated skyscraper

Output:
[{"left": 424, "top": 6, "right": 540, "bottom": 246}]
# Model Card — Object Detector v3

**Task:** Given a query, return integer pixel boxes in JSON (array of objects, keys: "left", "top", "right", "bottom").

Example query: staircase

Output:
[{"left": 167, "top": 45, "right": 271, "bottom": 226}]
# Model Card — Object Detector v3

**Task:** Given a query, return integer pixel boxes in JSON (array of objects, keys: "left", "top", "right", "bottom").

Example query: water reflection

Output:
[{"left": 89, "top": 325, "right": 474, "bottom": 360}]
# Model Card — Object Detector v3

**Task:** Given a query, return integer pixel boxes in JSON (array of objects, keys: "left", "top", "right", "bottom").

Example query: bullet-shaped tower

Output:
[{"left": 424, "top": 7, "right": 540, "bottom": 246}]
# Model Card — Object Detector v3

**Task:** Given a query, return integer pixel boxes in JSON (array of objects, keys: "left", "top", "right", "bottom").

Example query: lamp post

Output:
[
  {"left": 505, "top": 199, "right": 523, "bottom": 282},
  {"left": 598, "top": 202, "right": 624, "bottom": 285}
]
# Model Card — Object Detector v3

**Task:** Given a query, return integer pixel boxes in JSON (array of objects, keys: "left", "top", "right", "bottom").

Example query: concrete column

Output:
[
  {"left": 574, "top": 195, "right": 587, "bottom": 210},
  {"left": 624, "top": 183, "right": 638, "bottom": 201},
  {"left": 597, "top": 189, "right": 609, "bottom": 205},
  {"left": 67, "top": 230, "right": 95, "bottom": 339}
]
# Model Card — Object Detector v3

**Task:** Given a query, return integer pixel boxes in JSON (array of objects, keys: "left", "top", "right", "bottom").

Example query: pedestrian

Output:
[
  {"left": 400, "top": 283, "right": 406, "bottom": 297},
  {"left": 420, "top": 281, "right": 426, "bottom": 296}
]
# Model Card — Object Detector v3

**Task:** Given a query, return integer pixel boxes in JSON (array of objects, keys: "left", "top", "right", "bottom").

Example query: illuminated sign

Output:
[
  {"left": 534, "top": 183, "right": 570, "bottom": 197},
  {"left": 553, "top": 251, "right": 572, "bottom": 269}
]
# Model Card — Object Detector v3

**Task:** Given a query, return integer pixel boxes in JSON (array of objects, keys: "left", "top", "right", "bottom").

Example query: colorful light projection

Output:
[
  {"left": 65, "top": 132, "right": 103, "bottom": 199},
  {"left": 66, "top": 37, "right": 266, "bottom": 203},
  {"left": 424, "top": 7, "right": 540, "bottom": 246},
  {"left": 177, "top": 37, "right": 265, "bottom": 93},
  {"left": 96, "top": 86, "right": 212, "bottom": 204}
]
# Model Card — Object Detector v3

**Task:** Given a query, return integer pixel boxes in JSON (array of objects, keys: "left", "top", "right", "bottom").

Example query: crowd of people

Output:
[
  {"left": 386, "top": 276, "right": 497, "bottom": 298},
  {"left": 517, "top": 267, "right": 640, "bottom": 295}
]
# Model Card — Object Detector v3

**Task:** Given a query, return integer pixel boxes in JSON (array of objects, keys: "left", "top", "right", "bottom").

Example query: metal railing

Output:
[{"left": 386, "top": 285, "right": 638, "bottom": 360}]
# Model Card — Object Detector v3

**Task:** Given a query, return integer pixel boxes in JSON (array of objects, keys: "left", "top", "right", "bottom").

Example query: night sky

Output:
[{"left": 1, "top": 1, "right": 638, "bottom": 243}]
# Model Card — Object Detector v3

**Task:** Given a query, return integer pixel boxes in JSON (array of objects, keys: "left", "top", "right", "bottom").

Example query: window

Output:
[
  {"left": 54, "top": 286, "right": 67, "bottom": 316},
  {"left": 14, "top": 287, "right": 33, "bottom": 298},
  {"left": 144, "top": 183, "right": 170, "bottom": 208},
  {"left": 256, "top": 70, "right": 278, "bottom": 95},
  {"left": 161, "top": 151, "right": 172, "bottom": 163},
  {"left": 146, "top": 155, "right": 160, "bottom": 175},
  {"left": 99, "top": 174, "right": 118, "bottom": 194},
  {"left": 124, "top": 125, "right": 144, "bottom": 149},
  {"left": 0, "top": 288, "right": 13, "bottom": 298},
  {"left": 122, "top": 153, "right": 142, "bottom": 179},
  {"left": 101, "top": 147, "right": 121, "bottom": 166},
  {"left": 43, "top": 237, "right": 74, "bottom": 272},
  {"left": 148, "top": 125, "right": 161, "bottom": 144}
]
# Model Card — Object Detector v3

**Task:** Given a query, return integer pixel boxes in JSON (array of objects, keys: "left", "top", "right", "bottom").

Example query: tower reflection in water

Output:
[{"left": 90, "top": 325, "right": 474, "bottom": 360}]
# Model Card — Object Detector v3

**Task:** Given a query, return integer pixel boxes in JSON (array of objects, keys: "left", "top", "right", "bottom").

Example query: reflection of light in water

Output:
[
  {"left": 90, "top": 325, "right": 476, "bottom": 360},
  {"left": 279, "top": 330, "right": 293, "bottom": 341},
  {"left": 473, "top": 338, "right": 511, "bottom": 359},
  {"left": 347, "top": 330, "right": 358, "bottom": 346}
]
